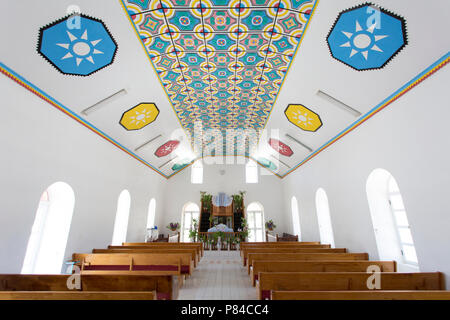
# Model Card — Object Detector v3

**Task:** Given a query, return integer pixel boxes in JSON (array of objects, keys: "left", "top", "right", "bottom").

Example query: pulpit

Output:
[{"left": 199, "top": 192, "right": 245, "bottom": 233}]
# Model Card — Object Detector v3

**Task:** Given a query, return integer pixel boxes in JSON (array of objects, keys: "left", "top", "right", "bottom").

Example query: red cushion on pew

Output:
[
  {"left": 261, "top": 290, "right": 270, "bottom": 300},
  {"left": 83, "top": 265, "right": 129, "bottom": 270},
  {"left": 133, "top": 265, "right": 179, "bottom": 271}
]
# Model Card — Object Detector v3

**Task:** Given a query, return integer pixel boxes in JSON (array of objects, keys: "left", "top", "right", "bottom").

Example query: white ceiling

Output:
[{"left": 0, "top": 0, "right": 448, "bottom": 178}]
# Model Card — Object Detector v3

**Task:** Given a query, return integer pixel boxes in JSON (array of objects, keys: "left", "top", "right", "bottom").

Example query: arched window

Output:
[
  {"left": 367, "top": 169, "right": 419, "bottom": 268},
  {"left": 191, "top": 160, "right": 203, "bottom": 184},
  {"left": 246, "top": 159, "right": 258, "bottom": 183},
  {"left": 22, "top": 182, "right": 75, "bottom": 274},
  {"left": 111, "top": 190, "right": 131, "bottom": 245},
  {"left": 147, "top": 198, "right": 156, "bottom": 229},
  {"left": 315, "top": 188, "right": 335, "bottom": 248},
  {"left": 291, "top": 196, "right": 301, "bottom": 241},
  {"left": 181, "top": 202, "right": 200, "bottom": 242},
  {"left": 247, "top": 202, "right": 265, "bottom": 242}
]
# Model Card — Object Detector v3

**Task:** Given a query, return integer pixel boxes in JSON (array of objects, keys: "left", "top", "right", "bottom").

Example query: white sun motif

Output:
[
  {"left": 292, "top": 111, "right": 314, "bottom": 127},
  {"left": 340, "top": 21, "right": 388, "bottom": 60},
  {"left": 129, "top": 109, "right": 154, "bottom": 125},
  {"left": 56, "top": 30, "right": 103, "bottom": 66}
]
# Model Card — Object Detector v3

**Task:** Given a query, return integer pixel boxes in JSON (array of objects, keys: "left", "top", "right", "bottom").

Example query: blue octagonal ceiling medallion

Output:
[
  {"left": 38, "top": 14, "right": 118, "bottom": 76},
  {"left": 327, "top": 3, "right": 407, "bottom": 71}
]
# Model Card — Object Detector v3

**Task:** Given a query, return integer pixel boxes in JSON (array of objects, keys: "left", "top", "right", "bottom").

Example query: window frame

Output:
[
  {"left": 246, "top": 203, "right": 265, "bottom": 242},
  {"left": 181, "top": 203, "right": 200, "bottom": 243},
  {"left": 191, "top": 160, "right": 203, "bottom": 184},
  {"left": 387, "top": 177, "right": 418, "bottom": 266},
  {"left": 245, "top": 160, "right": 258, "bottom": 184}
]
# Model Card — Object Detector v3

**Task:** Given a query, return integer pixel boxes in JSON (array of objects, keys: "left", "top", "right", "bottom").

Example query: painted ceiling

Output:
[
  {"left": 0, "top": 0, "right": 448, "bottom": 179},
  {"left": 124, "top": 0, "right": 316, "bottom": 154}
]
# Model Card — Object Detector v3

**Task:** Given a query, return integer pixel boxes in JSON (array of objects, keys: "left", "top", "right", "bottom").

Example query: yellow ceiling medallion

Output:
[
  {"left": 284, "top": 104, "right": 322, "bottom": 132},
  {"left": 119, "top": 103, "right": 159, "bottom": 130}
]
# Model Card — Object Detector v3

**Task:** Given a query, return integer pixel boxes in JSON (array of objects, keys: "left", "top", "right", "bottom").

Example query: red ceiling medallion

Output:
[
  {"left": 155, "top": 140, "right": 180, "bottom": 157},
  {"left": 268, "top": 138, "right": 293, "bottom": 157}
]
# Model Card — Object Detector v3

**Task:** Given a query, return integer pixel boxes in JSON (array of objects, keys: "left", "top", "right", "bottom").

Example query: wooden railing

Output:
[{"left": 196, "top": 232, "right": 244, "bottom": 251}]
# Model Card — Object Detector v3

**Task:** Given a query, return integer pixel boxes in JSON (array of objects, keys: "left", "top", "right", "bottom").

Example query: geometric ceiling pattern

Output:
[
  {"left": 1, "top": 0, "right": 448, "bottom": 179},
  {"left": 123, "top": 0, "right": 316, "bottom": 154}
]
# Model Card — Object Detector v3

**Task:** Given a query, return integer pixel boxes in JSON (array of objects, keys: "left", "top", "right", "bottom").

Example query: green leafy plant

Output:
[
  {"left": 200, "top": 191, "right": 213, "bottom": 212},
  {"left": 188, "top": 219, "right": 198, "bottom": 242},
  {"left": 232, "top": 190, "right": 246, "bottom": 211},
  {"left": 238, "top": 218, "right": 249, "bottom": 241},
  {"left": 265, "top": 219, "right": 277, "bottom": 231}
]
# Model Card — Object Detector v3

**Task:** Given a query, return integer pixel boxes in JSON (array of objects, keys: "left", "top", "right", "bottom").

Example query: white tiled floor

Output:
[{"left": 178, "top": 250, "right": 257, "bottom": 300}]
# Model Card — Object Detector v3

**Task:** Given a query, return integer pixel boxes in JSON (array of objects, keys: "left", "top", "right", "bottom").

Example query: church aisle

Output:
[{"left": 178, "top": 250, "right": 257, "bottom": 300}]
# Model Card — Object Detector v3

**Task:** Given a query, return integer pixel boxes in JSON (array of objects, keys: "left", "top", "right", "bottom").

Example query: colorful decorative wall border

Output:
[
  {"left": 0, "top": 62, "right": 172, "bottom": 179},
  {"left": 1, "top": 52, "right": 448, "bottom": 179},
  {"left": 280, "top": 51, "right": 450, "bottom": 178}
]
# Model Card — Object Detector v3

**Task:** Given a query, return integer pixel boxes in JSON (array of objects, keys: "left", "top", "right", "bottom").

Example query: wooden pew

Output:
[
  {"left": 123, "top": 242, "right": 204, "bottom": 257},
  {"left": 240, "top": 242, "right": 322, "bottom": 252},
  {"left": 73, "top": 252, "right": 193, "bottom": 276},
  {"left": 242, "top": 241, "right": 321, "bottom": 245},
  {"left": 0, "top": 274, "right": 178, "bottom": 300},
  {"left": 93, "top": 248, "right": 196, "bottom": 270},
  {"left": 239, "top": 244, "right": 332, "bottom": 257},
  {"left": 271, "top": 290, "right": 450, "bottom": 300},
  {"left": 108, "top": 245, "right": 201, "bottom": 264},
  {"left": 257, "top": 272, "right": 444, "bottom": 300},
  {"left": 93, "top": 248, "right": 197, "bottom": 269},
  {"left": 247, "top": 252, "right": 369, "bottom": 274},
  {"left": 82, "top": 274, "right": 178, "bottom": 300},
  {"left": 242, "top": 248, "right": 347, "bottom": 266},
  {"left": 0, "top": 291, "right": 157, "bottom": 300},
  {"left": 250, "top": 260, "right": 397, "bottom": 286}
]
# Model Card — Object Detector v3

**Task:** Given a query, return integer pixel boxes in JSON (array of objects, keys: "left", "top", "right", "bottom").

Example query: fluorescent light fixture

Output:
[
  {"left": 317, "top": 90, "right": 362, "bottom": 117},
  {"left": 81, "top": 89, "right": 127, "bottom": 116},
  {"left": 158, "top": 156, "right": 177, "bottom": 169},
  {"left": 134, "top": 134, "right": 162, "bottom": 152},
  {"left": 270, "top": 154, "right": 291, "bottom": 168},
  {"left": 285, "top": 134, "right": 313, "bottom": 152}
]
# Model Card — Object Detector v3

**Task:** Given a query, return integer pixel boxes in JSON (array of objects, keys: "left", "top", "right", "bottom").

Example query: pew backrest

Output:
[
  {"left": 0, "top": 291, "right": 157, "bottom": 300},
  {"left": 271, "top": 290, "right": 450, "bottom": 300},
  {"left": 250, "top": 260, "right": 397, "bottom": 286},
  {"left": 72, "top": 253, "right": 190, "bottom": 275},
  {"left": 123, "top": 242, "right": 203, "bottom": 256},
  {"left": 92, "top": 248, "right": 197, "bottom": 268},
  {"left": 257, "top": 272, "right": 444, "bottom": 300},
  {"left": 247, "top": 253, "right": 370, "bottom": 274},
  {"left": 242, "top": 248, "right": 347, "bottom": 266}
]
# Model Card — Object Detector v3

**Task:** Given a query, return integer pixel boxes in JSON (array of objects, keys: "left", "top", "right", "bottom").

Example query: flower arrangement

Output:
[
  {"left": 167, "top": 222, "right": 180, "bottom": 231},
  {"left": 265, "top": 220, "right": 276, "bottom": 231}
]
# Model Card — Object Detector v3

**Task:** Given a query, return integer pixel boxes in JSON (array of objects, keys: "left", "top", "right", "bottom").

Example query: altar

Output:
[{"left": 198, "top": 191, "right": 245, "bottom": 237}]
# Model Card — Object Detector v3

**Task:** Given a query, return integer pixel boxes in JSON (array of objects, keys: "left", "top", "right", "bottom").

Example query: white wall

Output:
[
  {"left": 159, "top": 162, "right": 287, "bottom": 235},
  {"left": 0, "top": 74, "right": 166, "bottom": 273},
  {"left": 282, "top": 67, "right": 450, "bottom": 285}
]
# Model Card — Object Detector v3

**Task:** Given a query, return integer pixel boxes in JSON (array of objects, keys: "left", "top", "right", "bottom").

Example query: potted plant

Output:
[
  {"left": 189, "top": 219, "right": 198, "bottom": 242},
  {"left": 238, "top": 218, "right": 249, "bottom": 243},
  {"left": 210, "top": 232, "right": 219, "bottom": 250},
  {"left": 167, "top": 222, "right": 180, "bottom": 232},
  {"left": 229, "top": 234, "right": 238, "bottom": 250},
  {"left": 199, "top": 234, "right": 209, "bottom": 250},
  {"left": 200, "top": 191, "right": 213, "bottom": 212},
  {"left": 265, "top": 220, "right": 276, "bottom": 231},
  {"left": 232, "top": 191, "right": 246, "bottom": 212}
]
